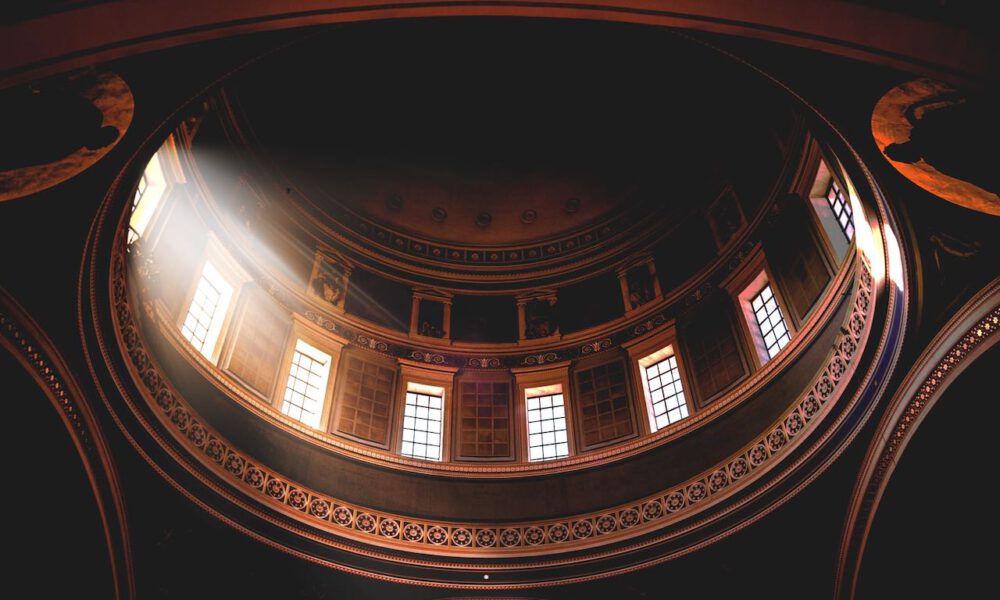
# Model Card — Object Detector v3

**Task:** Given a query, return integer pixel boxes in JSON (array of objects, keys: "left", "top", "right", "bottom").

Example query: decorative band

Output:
[{"left": 113, "top": 234, "right": 873, "bottom": 556}]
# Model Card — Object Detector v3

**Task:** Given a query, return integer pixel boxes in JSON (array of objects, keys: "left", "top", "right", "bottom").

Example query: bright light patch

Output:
[
  {"left": 401, "top": 389, "right": 443, "bottom": 461},
  {"left": 180, "top": 261, "right": 233, "bottom": 361},
  {"left": 128, "top": 151, "right": 167, "bottom": 244},
  {"left": 281, "top": 339, "right": 332, "bottom": 429},
  {"left": 526, "top": 392, "right": 568, "bottom": 461}
]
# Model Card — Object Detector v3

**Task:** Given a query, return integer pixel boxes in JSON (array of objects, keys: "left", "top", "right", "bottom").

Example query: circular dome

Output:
[
  {"left": 196, "top": 20, "right": 794, "bottom": 290},
  {"left": 223, "top": 21, "right": 779, "bottom": 247},
  {"left": 83, "top": 17, "right": 905, "bottom": 589}
]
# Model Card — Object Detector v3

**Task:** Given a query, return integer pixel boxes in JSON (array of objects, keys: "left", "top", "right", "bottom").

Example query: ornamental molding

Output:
[
  {"left": 77, "top": 27, "right": 908, "bottom": 586},
  {"left": 835, "top": 279, "right": 999, "bottom": 599},
  {"left": 112, "top": 231, "right": 875, "bottom": 557},
  {"left": 217, "top": 228, "right": 781, "bottom": 370},
  {"left": 217, "top": 85, "right": 675, "bottom": 273},
  {"left": 144, "top": 243, "right": 858, "bottom": 478},
  {"left": 0, "top": 292, "right": 135, "bottom": 600}
]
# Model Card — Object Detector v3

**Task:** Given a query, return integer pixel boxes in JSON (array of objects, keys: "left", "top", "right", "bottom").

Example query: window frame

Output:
[
  {"left": 399, "top": 384, "right": 446, "bottom": 461},
  {"left": 395, "top": 361, "right": 456, "bottom": 461},
  {"left": 824, "top": 177, "right": 855, "bottom": 242},
  {"left": 127, "top": 135, "right": 185, "bottom": 251},
  {"left": 638, "top": 346, "right": 691, "bottom": 432},
  {"left": 178, "top": 260, "right": 233, "bottom": 360},
  {"left": 721, "top": 245, "right": 795, "bottom": 369},
  {"left": 266, "top": 317, "right": 345, "bottom": 432},
  {"left": 623, "top": 322, "right": 697, "bottom": 434},
  {"left": 175, "top": 234, "right": 249, "bottom": 364},
  {"left": 743, "top": 278, "right": 792, "bottom": 363},
  {"left": 524, "top": 386, "right": 570, "bottom": 462},
  {"left": 805, "top": 154, "right": 854, "bottom": 264},
  {"left": 276, "top": 337, "right": 335, "bottom": 430},
  {"left": 512, "top": 362, "right": 575, "bottom": 462}
]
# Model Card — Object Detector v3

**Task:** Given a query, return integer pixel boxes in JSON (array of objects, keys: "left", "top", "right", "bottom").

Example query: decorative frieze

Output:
[{"left": 112, "top": 245, "right": 874, "bottom": 554}]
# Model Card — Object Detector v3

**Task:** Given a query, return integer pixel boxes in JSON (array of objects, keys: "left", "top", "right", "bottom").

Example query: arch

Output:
[
  {"left": 1, "top": 0, "right": 992, "bottom": 87},
  {"left": 0, "top": 290, "right": 135, "bottom": 600},
  {"left": 836, "top": 277, "right": 1000, "bottom": 599}
]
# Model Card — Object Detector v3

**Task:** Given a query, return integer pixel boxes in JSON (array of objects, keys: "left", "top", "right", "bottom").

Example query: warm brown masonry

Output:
[{"left": 3, "top": 10, "right": 993, "bottom": 598}]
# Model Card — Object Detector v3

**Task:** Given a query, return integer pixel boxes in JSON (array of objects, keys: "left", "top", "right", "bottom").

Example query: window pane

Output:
[
  {"left": 180, "top": 261, "right": 233, "bottom": 360},
  {"left": 401, "top": 391, "right": 444, "bottom": 461},
  {"left": 644, "top": 353, "right": 689, "bottom": 431},
  {"left": 280, "top": 339, "right": 331, "bottom": 429},
  {"left": 128, "top": 150, "right": 168, "bottom": 245},
  {"left": 751, "top": 283, "right": 791, "bottom": 361},
  {"left": 525, "top": 393, "right": 568, "bottom": 461},
  {"left": 825, "top": 179, "right": 854, "bottom": 241}
]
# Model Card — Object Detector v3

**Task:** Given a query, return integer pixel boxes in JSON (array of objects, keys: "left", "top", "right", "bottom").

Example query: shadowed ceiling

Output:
[{"left": 225, "top": 19, "right": 791, "bottom": 245}]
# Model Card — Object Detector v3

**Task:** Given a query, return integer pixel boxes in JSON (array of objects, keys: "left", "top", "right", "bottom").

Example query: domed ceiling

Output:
[
  {"left": 6, "top": 4, "right": 999, "bottom": 598},
  {"left": 80, "top": 16, "right": 906, "bottom": 591},
  {"left": 200, "top": 20, "right": 794, "bottom": 289}
]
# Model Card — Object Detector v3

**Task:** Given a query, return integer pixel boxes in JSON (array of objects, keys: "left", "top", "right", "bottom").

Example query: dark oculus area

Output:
[{"left": 192, "top": 18, "right": 793, "bottom": 340}]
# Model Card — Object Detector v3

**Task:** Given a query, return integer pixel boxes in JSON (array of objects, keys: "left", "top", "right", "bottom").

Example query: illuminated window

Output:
[
  {"left": 401, "top": 386, "right": 443, "bottom": 461},
  {"left": 641, "top": 349, "right": 688, "bottom": 431},
  {"left": 280, "top": 339, "right": 331, "bottom": 429},
  {"left": 181, "top": 261, "right": 233, "bottom": 360},
  {"left": 526, "top": 390, "right": 568, "bottom": 461},
  {"left": 128, "top": 150, "right": 168, "bottom": 245},
  {"left": 750, "top": 283, "right": 790, "bottom": 361},
  {"left": 825, "top": 178, "right": 854, "bottom": 241},
  {"left": 808, "top": 158, "right": 854, "bottom": 262}
]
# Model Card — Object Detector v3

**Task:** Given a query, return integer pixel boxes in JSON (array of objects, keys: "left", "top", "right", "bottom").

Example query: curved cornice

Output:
[
  {"left": 176, "top": 121, "right": 806, "bottom": 360},
  {"left": 0, "top": 291, "right": 135, "bottom": 600},
  {"left": 115, "top": 249, "right": 874, "bottom": 557},
  {"left": 1, "top": 1, "right": 991, "bottom": 88},
  {"left": 835, "top": 279, "right": 1000, "bottom": 600},
  {"left": 141, "top": 247, "right": 857, "bottom": 478},
  {"left": 185, "top": 224, "right": 820, "bottom": 368},
  {"left": 73, "top": 19, "right": 912, "bottom": 588},
  {"left": 213, "top": 84, "right": 680, "bottom": 276},
  {"left": 196, "top": 87, "right": 807, "bottom": 291}
]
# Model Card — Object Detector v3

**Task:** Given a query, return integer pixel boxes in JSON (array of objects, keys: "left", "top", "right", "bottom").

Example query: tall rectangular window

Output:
[
  {"left": 526, "top": 391, "right": 568, "bottom": 461},
  {"left": 751, "top": 284, "right": 790, "bottom": 360},
  {"left": 643, "top": 353, "right": 688, "bottom": 430},
  {"left": 181, "top": 261, "right": 233, "bottom": 360},
  {"left": 401, "top": 388, "right": 443, "bottom": 461},
  {"left": 128, "top": 150, "right": 167, "bottom": 245},
  {"left": 826, "top": 179, "right": 854, "bottom": 241},
  {"left": 281, "top": 339, "right": 331, "bottom": 429}
]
